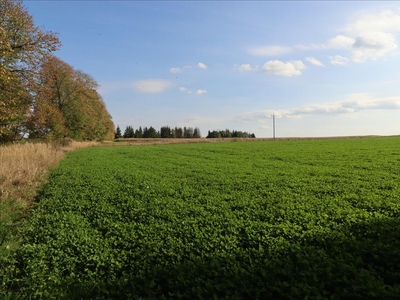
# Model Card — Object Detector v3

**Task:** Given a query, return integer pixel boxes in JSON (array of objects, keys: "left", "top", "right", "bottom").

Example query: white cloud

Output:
[
  {"left": 195, "top": 89, "right": 207, "bottom": 95},
  {"left": 262, "top": 60, "right": 306, "bottom": 77},
  {"left": 306, "top": 57, "right": 324, "bottom": 67},
  {"left": 351, "top": 31, "right": 397, "bottom": 62},
  {"left": 179, "top": 87, "right": 206, "bottom": 95},
  {"left": 293, "top": 60, "right": 307, "bottom": 70},
  {"left": 198, "top": 62, "right": 207, "bottom": 69},
  {"left": 248, "top": 45, "right": 292, "bottom": 56},
  {"left": 341, "top": 93, "right": 400, "bottom": 110},
  {"left": 345, "top": 10, "right": 400, "bottom": 35},
  {"left": 295, "top": 10, "right": 400, "bottom": 63},
  {"left": 132, "top": 79, "right": 172, "bottom": 93},
  {"left": 179, "top": 86, "right": 192, "bottom": 94},
  {"left": 171, "top": 63, "right": 205, "bottom": 73},
  {"left": 170, "top": 68, "right": 181, "bottom": 73},
  {"left": 330, "top": 55, "right": 349, "bottom": 66},
  {"left": 288, "top": 94, "right": 400, "bottom": 116},
  {"left": 236, "top": 64, "right": 258, "bottom": 72},
  {"left": 328, "top": 35, "right": 355, "bottom": 49},
  {"left": 234, "top": 94, "right": 400, "bottom": 122},
  {"left": 297, "top": 35, "right": 355, "bottom": 50}
]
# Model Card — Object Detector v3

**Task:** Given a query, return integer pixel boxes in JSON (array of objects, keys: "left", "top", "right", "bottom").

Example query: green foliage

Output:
[
  {"left": 123, "top": 126, "right": 134, "bottom": 138},
  {"left": 0, "top": 198, "right": 25, "bottom": 258},
  {"left": 28, "top": 55, "right": 114, "bottom": 142},
  {"left": 160, "top": 126, "right": 172, "bottom": 138},
  {"left": 3, "top": 137, "right": 400, "bottom": 298},
  {"left": 134, "top": 126, "right": 143, "bottom": 138},
  {"left": 115, "top": 125, "right": 122, "bottom": 139},
  {"left": 0, "top": 1, "right": 113, "bottom": 143},
  {"left": 142, "top": 126, "right": 158, "bottom": 138},
  {"left": 0, "top": 0, "right": 60, "bottom": 143},
  {"left": 120, "top": 126, "right": 202, "bottom": 139},
  {"left": 206, "top": 129, "right": 255, "bottom": 138}
]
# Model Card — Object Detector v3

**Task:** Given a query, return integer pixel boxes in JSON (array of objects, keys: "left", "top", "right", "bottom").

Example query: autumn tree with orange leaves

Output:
[
  {"left": 28, "top": 55, "right": 114, "bottom": 141},
  {"left": 1, "top": 0, "right": 114, "bottom": 143},
  {"left": 0, "top": 0, "right": 60, "bottom": 142}
]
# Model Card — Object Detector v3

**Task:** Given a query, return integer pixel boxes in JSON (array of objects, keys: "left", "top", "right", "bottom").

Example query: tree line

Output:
[
  {"left": 116, "top": 126, "right": 202, "bottom": 139},
  {"left": 0, "top": 0, "right": 114, "bottom": 143},
  {"left": 116, "top": 126, "right": 256, "bottom": 139},
  {"left": 206, "top": 130, "right": 255, "bottom": 138}
]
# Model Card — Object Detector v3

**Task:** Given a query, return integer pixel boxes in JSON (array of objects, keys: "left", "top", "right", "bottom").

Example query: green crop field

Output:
[{"left": 2, "top": 137, "right": 400, "bottom": 299}]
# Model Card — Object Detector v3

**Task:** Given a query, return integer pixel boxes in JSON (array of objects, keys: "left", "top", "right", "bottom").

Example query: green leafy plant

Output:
[{"left": 3, "top": 137, "right": 400, "bottom": 299}]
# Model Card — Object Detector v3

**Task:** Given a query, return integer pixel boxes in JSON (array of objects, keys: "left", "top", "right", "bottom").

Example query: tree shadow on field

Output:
[{"left": 58, "top": 217, "right": 400, "bottom": 300}]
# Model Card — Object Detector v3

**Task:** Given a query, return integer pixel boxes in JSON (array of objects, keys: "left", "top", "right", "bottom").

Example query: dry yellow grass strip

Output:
[
  {"left": 0, "top": 141, "right": 100, "bottom": 257},
  {"left": 0, "top": 141, "right": 99, "bottom": 206}
]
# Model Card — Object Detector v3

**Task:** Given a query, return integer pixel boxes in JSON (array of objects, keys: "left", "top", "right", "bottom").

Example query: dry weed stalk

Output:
[{"left": 0, "top": 141, "right": 99, "bottom": 206}]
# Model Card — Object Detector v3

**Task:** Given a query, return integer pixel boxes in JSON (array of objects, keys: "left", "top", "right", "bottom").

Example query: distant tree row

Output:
[
  {"left": 115, "top": 126, "right": 202, "bottom": 139},
  {"left": 0, "top": 0, "right": 114, "bottom": 143},
  {"left": 115, "top": 126, "right": 256, "bottom": 139},
  {"left": 206, "top": 129, "right": 256, "bottom": 138}
]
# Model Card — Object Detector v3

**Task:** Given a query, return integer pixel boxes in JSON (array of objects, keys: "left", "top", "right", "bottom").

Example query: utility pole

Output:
[{"left": 272, "top": 113, "right": 276, "bottom": 139}]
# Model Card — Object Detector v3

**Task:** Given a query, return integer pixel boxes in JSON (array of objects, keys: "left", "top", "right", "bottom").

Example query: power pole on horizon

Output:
[{"left": 272, "top": 113, "right": 276, "bottom": 139}]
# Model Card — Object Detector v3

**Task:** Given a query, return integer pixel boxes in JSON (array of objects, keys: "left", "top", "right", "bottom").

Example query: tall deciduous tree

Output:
[
  {"left": 0, "top": 0, "right": 60, "bottom": 142},
  {"left": 28, "top": 55, "right": 114, "bottom": 141},
  {"left": 28, "top": 55, "right": 74, "bottom": 139}
]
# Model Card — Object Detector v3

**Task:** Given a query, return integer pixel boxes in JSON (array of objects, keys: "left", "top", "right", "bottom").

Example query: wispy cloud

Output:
[
  {"left": 179, "top": 86, "right": 207, "bottom": 95},
  {"left": 297, "top": 35, "right": 355, "bottom": 50},
  {"left": 330, "top": 55, "right": 349, "bottom": 66},
  {"left": 306, "top": 57, "right": 324, "bottom": 67},
  {"left": 171, "top": 62, "right": 207, "bottom": 73},
  {"left": 170, "top": 67, "right": 181, "bottom": 74},
  {"left": 234, "top": 94, "right": 400, "bottom": 122},
  {"left": 179, "top": 87, "right": 192, "bottom": 94},
  {"left": 132, "top": 79, "right": 172, "bottom": 93},
  {"left": 248, "top": 45, "right": 292, "bottom": 56}
]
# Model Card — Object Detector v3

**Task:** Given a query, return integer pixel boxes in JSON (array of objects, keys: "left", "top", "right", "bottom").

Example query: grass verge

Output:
[{"left": 0, "top": 141, "right": 99, "bottom": 262}]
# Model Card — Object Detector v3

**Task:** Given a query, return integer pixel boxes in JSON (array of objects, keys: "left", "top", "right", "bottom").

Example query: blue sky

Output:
[{"left": 24, "top": 1, "right": 400, "bottom": 138}]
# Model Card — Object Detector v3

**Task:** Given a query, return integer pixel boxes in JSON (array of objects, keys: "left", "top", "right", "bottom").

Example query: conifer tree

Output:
[
  {"left": 123, "top": 126, "right": 134, "bottom": 138},
  {"left": 115, "top": 125, "right": 122, "bottom": 139}
]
